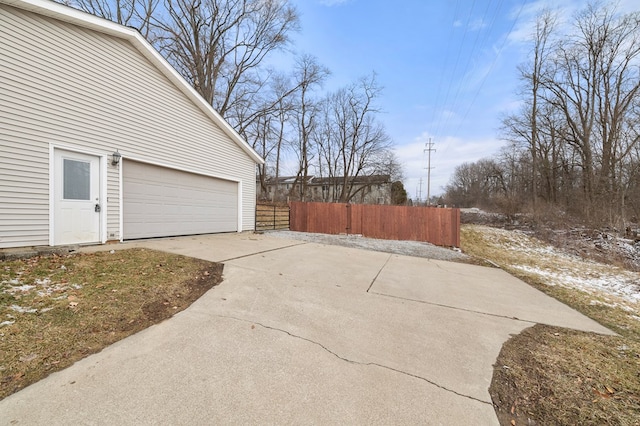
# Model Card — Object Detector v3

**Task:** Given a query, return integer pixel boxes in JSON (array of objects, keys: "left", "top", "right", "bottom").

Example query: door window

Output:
[{"left": 63, "top": 159, "right": 91, "bottom": 200}]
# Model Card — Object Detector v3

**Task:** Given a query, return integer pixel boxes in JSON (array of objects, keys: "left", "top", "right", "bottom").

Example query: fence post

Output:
[
  {"left": 457, "top": 208, "right": 460, "bottom": 246},
  {"left": 346, "top": 203, "right": 351, "bottom": 235}
]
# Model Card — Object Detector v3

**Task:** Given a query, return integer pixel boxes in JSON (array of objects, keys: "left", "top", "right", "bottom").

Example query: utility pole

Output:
[
  {"left": 416, "top": 178, "right": 423, "bottom": 203},
  {"left": 424, "top": 139, "right": 435, "bottom": 205}
]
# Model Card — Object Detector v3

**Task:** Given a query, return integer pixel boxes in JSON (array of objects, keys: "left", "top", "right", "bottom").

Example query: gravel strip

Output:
[{"left": 266, "top": 230, "right": 469, "bottom": 262}]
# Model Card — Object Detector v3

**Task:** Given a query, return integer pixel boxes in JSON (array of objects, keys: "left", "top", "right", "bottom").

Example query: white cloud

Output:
[
  {"left": 498, "top": 98, "right": 523, "bottom": 114},
  {"left": 506, "top": 0, "right": 638, "bottom": 46},
  {"left": 452, "top": 17, "right": 486, "bottom": 32},
  {"left": 507, "top": 0, "right": 574, "bottom": 45},
  {"left": 395, "top": 132, "right": 504, "bottom": 200},
  {"left": 469, "top": 18, "right": 487, "bottom": 31}
]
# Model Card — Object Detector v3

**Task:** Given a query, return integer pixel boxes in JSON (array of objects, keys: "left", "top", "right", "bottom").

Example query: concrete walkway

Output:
[{"left": 0, "top": 233, "right": 612, "bottom": 425}]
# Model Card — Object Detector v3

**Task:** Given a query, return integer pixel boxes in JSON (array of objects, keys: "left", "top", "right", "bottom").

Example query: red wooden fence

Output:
[{"left": 289, "top": 202, "right": 460, "bottom": 247}]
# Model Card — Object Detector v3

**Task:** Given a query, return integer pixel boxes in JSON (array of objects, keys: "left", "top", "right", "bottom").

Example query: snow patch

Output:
[
  {"left": 3, "top": 284, "right": 36, "bottom": 293},
  {"left": 9, "top": 305, "right": 38, "bottom": 314},
  {"left": 512, "top": 264, "right": 640, "bottom": 304},
  {"left": 473, "top": 225, "right": 640, "bottom": 310}
]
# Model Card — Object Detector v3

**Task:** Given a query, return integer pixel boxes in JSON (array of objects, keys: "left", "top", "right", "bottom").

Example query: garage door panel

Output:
[{"left": 123, "top": 161, "right": 238, "bottom": 239}]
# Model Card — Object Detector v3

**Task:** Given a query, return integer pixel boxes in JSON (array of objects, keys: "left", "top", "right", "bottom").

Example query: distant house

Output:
[
  {"left": 0, "top": 0, "right": 263, "bottom": 249},
  {"left": 258, "top": 175, "right": 392, "bottom": 204}
]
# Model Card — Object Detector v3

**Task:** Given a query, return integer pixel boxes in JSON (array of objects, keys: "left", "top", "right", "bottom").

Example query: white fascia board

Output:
[{"left": 1, "top": 0, "right": 265, "bottom": 166}]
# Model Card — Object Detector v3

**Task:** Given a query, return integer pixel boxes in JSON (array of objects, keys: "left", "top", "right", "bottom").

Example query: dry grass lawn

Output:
[
  {"left": 461, "top": 225, "right": 640, "bottom": 425},
  {"left": 0, "top": 248, "right": 222, "bottom": 400}
]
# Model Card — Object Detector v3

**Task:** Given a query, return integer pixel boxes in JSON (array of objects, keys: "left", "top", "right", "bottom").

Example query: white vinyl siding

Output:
[
  {"left": 106, "top": 165, "right": 120, "bottom": 241},
  {"left": 0, "top": 4, "right": 257, "bottom": 248},
  {"left": 0, "top": 126, "right": 50, "bottom": 247}
]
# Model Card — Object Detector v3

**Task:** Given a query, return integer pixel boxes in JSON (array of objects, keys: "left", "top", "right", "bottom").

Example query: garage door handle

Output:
[{"left": 95, "top": 203, "right": 101, "bottom": 213}]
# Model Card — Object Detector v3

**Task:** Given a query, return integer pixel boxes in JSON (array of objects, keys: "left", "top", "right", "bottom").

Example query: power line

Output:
[
  {"left": 436, "top": 0, "right": 493, "bottom": 140},
  {"left": 428, "top": 0, "right": 461, "bottom": 135},
  {"left": 456, "top": 0, "right": 528, "bottom": 134},
  {"left": 437, "top": 0, "right": 507, "bottom": 144},
  {"left": 421, "top": 0, "right": 528, "bottom": 193},
  {"left": 433, "top": 0, "right": 477, "bottom": 142},
  {"left": 433, "top": 0, "right": 511, "bottom": 142}
]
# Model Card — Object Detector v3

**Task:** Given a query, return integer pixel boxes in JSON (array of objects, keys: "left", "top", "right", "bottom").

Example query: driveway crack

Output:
[
  {"left": 220, "top": 242, "right": 308, "bottom": 262},
  {"left": 213, "top": 314, "right": 491, "bottom": 406},
  {"left": 369, "top": 291, "right": 533, "bottom": 324},
  {"left": 367, "top": 254, "right": 393, "bottom": 293}
]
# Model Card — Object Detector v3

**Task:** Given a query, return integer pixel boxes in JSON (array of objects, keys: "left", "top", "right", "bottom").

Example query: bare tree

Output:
[
  {"left": 540, "top": 4, "right": 640, "bottom": 221},
  {"left": 247, "top": 102, "right": 278, "bottom": 199},
  {"left": 154, "top": 0, "right": 299, "bottom": 124},
  {"left": 242, "top": 55, "right": 330, "bottom": 202},
  {"left": 241, "top": 70, "right": 295, "bottom": 201},
  {"left": 314, "top": 74, "right": 393, "bottom": 202},
  {"left": 373, "top": 150, "right": 404, "bottom": 182},
  {"left": 288, "top": 55, "right": 330, "bottom": 200},
  {"left": 485, "top": 3, "right": 640, "bottom": 226},
  {"left": 444, "top": 159, "right": 507, "bottom": 209},
  {"left": 518, "top": 8, "right": 556, "bottom": 216},
  {"left": 66, "top": 0, "right": 159, "bottom": 38}
]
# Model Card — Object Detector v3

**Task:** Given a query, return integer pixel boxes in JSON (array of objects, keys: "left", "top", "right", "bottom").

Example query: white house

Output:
[{"left": 0, "top": 0, "right": 264, "bottom": 249}]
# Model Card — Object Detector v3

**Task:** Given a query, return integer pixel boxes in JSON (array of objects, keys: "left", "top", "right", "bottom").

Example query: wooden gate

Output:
[{"left": 255, "top": 203, "right": 290, "bottom": 231}]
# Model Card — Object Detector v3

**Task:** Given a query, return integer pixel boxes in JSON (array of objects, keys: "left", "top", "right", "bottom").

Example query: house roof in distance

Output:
[
  {"left": 263, "top": 175, "right": 391, "bottom": 185},
  {"left": 264, "top": 176, "right": 314, "bottom": 184},
  {"left": 0, "top": 0, "right": 264, "bottom": 165},
  {"left": 311, "top": 175, "right": 391, "bottom": 185}
]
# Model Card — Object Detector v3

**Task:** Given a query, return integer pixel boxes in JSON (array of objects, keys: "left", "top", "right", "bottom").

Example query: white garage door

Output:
[{"left": 123, "top": 160, "right": 238, "bottom": 239}]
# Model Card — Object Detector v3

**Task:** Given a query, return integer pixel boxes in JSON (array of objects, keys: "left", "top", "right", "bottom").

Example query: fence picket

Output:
[{"left": 289, "top": 202, "right": 460, "bottom": 247}]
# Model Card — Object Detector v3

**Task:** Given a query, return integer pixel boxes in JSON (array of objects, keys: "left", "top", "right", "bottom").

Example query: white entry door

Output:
[{"left": 54, "top": 149, "right": 101, "bottom": 245}]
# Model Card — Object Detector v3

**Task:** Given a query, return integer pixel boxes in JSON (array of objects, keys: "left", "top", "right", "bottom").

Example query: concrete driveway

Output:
[{"left": 0, "top": 233, "right": 612, "bottom": 425}]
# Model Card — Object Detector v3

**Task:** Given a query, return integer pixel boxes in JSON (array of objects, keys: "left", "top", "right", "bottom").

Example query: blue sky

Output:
[{"left": 280, "top": 0, "right": 636, "bottom": 200}]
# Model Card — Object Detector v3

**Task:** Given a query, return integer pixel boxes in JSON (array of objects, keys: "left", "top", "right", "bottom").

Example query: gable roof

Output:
[{"left": 0, "top": 0, "right": 264, "bottom": 165}]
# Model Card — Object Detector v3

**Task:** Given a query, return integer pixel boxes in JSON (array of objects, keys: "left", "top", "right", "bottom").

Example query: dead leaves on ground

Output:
[{"left": 0, "top": 249, "right": 223, "bottom": 399}]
